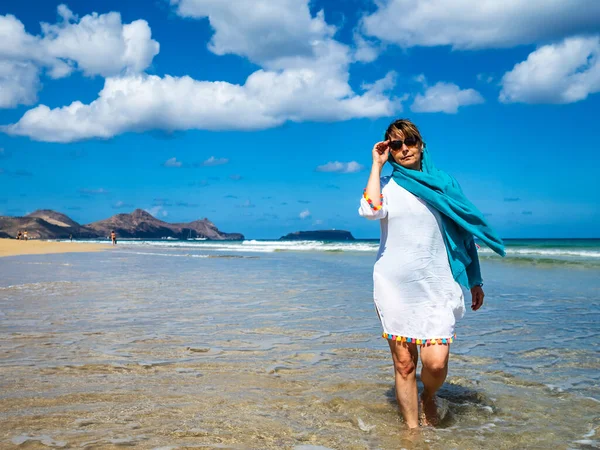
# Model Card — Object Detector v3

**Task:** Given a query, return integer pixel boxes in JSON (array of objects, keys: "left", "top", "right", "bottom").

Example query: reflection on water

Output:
[{"left": 0, "top": 249, "right": 599, "bottom": 449}]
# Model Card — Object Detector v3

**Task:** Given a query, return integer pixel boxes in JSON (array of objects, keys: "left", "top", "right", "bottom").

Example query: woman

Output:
[{"left": 359, "top": 119, "right": 504, "bottom": 428}]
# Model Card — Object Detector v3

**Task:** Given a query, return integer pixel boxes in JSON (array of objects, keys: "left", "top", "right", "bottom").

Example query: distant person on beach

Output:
[
  {"left": 23, "top": 230, "right": 28, "bottom": 241},
  {"left": 69, "top": 234, "right": 73, "bottom": 242},
  {"left": 359, "top": 119, "right": 505, "bottom": 428},
  {"left": 16, "top": 231, "right": 22, "bottom": 240},
  {"left": 110, "top": 231, "right": 117, "bottom": 245}
]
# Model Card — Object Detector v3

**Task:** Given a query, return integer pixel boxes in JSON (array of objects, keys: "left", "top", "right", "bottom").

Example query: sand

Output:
[{"left": 0, "top": 239, "right": 112, "bottom": 258}]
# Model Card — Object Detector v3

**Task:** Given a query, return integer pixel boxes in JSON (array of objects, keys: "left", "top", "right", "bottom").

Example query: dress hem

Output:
[{"left": 382, "top": 332, "right": 456, "bottom": 346}]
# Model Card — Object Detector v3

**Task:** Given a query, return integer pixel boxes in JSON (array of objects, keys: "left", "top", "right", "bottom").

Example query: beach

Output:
[
  {"left": 0, "top": 238, "right": 112, "bottom": 258},
  {"left": 0, "top": 240, "right": 599, "bottom": 449}
]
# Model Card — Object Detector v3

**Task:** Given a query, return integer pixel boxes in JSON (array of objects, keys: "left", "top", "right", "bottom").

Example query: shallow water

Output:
[{"left": 1, "top": 248, "right": 599, "bottom": 449}]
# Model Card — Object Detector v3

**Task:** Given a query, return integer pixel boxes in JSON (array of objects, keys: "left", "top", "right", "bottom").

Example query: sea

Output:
[{"left": 0, "top": 238, "right": 598, "bottom": 449}]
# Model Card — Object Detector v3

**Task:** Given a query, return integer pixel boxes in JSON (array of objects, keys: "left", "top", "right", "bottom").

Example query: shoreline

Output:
[{"left": 0, "top": 238, "right": 112, "bottom": 258}]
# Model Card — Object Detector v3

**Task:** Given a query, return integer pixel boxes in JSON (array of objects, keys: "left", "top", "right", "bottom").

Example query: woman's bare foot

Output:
[{"left": 419, "top": 392, "right": 439, "bottom": 427}]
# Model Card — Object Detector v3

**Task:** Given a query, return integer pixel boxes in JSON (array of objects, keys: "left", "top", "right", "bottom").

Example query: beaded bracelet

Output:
[{"left": 363, "top": 189, "right": 384, "bottom": 211}]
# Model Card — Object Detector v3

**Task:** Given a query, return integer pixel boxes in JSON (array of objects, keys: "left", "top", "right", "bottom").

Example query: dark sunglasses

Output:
[{"left": 389, "top": 137, "right": 419, "bottom": 150}]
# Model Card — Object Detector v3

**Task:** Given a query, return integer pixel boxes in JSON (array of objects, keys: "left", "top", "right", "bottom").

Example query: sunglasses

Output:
[{"left": 388, "top": 137, "right": 419, "bottom": 150}]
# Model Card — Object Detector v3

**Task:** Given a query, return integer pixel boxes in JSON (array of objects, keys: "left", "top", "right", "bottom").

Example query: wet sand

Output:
[{"left": 0, "top": 239, "right": 111, "bottom": 258}]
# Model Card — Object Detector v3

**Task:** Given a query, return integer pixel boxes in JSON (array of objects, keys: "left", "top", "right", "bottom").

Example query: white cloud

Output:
[
  {"left": 2, "top": 2, "right": 398, "bottom": 141},
  {"left": 361, "top": 0, "right": 600, "bottom": 49},
  {"left": 361, "top": 71, "right": 397, "bottom": 94},
  {"left": 413, "top": 74, "right": 427, "bottom": 85},
  {"left": 0, "top": 14, "right": 42, "bottom": 62},
  {"left": 57, "top": 4, "right": 76, "bottom": 23},
  {"left": 113, "top": 200, "right": 133, "bottom": 209},
  {"left": 145, "top": 206, "right": 168, "bottom": 217},
  {"left": 353, "top": 32, "right": 380, "bottom": 63},
  {"left": 163, "top": 157, "right": 183, "bottom": 167},
  {"left": 411, "top": 82, "right": 484, "bottom": 114},
  {"left": 3, "top": 71, "right": 396, "bottom": 142},
  {"left": 316, "top": 161, "right": 365, "bottom": 173},
  {"left": 171, "top": 0, "right": 336, "bottom": 67},
  {"left": 40, "top": 7, "right": 159, "bottom": 77},
  {"left": 0, "top": 6, "right": 159, "bottom": 108},
  {"left": 171, "top": 0, "right": 359, "bottom": 105},
  {"left": 477, "top": 73, "right": 495, "bottom": 84},
  {"left": 299, "top": 209, "right": 311, "bottom": 219},
  {"left": 202, "top": 156, "right": 229, "bottom": 166},
  {"left": 0, "top": 61, "right": 39, "bottom": 108},
  {"left": 499, "top": 36, "right": 600, "bottom": 104}
]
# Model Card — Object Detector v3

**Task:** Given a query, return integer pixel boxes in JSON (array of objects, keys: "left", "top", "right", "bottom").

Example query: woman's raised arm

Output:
[{"left": 358, "top": 141, "right": 389, "bottom": 220}]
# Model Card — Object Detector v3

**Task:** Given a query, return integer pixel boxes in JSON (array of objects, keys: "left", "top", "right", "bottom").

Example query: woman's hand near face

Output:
[{"left": 372, "top": 141, "right": 389, "bottom": 168}]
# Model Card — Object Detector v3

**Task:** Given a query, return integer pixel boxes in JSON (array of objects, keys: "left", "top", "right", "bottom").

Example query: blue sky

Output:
[{"left": 0, "top": 0, "right": 599, "bottom": 239}]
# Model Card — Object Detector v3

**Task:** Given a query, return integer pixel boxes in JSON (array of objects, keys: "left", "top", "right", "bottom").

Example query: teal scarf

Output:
[{"left": 389, "top": 148, "right": 505, "bottom": 288}]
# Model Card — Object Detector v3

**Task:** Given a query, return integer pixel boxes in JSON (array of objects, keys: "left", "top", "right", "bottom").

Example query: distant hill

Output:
[
  {"left": 86, "top": 209, "right": 243, "bottom": 240},
  {"left": 0, "top": 209, "right": 244, "bottom": 240},
  {"left": 280, "top": 230, "right": 355, "bottom": 241},
  {"left": 0, "top": 210, "right": 98, "bottom": 240},
  {"left": 26, "top": 210, "right": 81, "bottom": 228}
]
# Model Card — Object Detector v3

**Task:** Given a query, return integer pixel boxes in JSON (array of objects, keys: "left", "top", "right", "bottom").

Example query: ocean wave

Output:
[
  {"left": 54, "top": 239, "right": 600, "bottom": 263},
  {"left": 67, "top": 239, "right": 380, "bottom": 253},
  {"left": 478, "top": 247, "right": 600, "bottom": 259},
  {"left": 479, "top": 255, "right": 600, "bottom": 268}
]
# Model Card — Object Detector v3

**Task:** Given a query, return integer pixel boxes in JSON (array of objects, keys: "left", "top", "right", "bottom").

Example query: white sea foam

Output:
[
  {"left": 65, "top": 239, "right": 379, "bottom": 253},
  {"left": 583, "top": 428, "right": 596, "bottom": 438},
  {"left": 478, "top": 247, "right": 600, "bottom": 259},
  {"left": 53, "top": 239, "right": 600, "bottom": 259}
]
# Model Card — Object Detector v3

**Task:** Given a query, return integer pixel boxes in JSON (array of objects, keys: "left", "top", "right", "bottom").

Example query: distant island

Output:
[
  {"left": 280, "top": 230, "right": 355, "bottom": 241},
  {"left": 0, "top": 209, "right": 244, "bottom": 241}
]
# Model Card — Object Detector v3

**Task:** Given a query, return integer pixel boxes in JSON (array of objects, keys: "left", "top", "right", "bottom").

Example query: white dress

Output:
[{"left": 359, "top": 176, "right": 465, "bottom": 344}]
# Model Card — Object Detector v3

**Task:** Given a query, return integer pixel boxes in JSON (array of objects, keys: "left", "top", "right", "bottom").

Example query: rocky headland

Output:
[
  {"left": 0, "top": 209, "right": 244, "bottom": 240},
  {"left": 280, "top": 230, "right": 355, "bottom": 241}
]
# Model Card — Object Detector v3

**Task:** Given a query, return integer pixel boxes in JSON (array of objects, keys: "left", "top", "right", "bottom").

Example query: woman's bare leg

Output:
[
  {"left": 419, "top": 343, "right": 450, "bottom": 426},
  {"left": 388, "top": 339, "right": 419, "bottom": 428}
]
